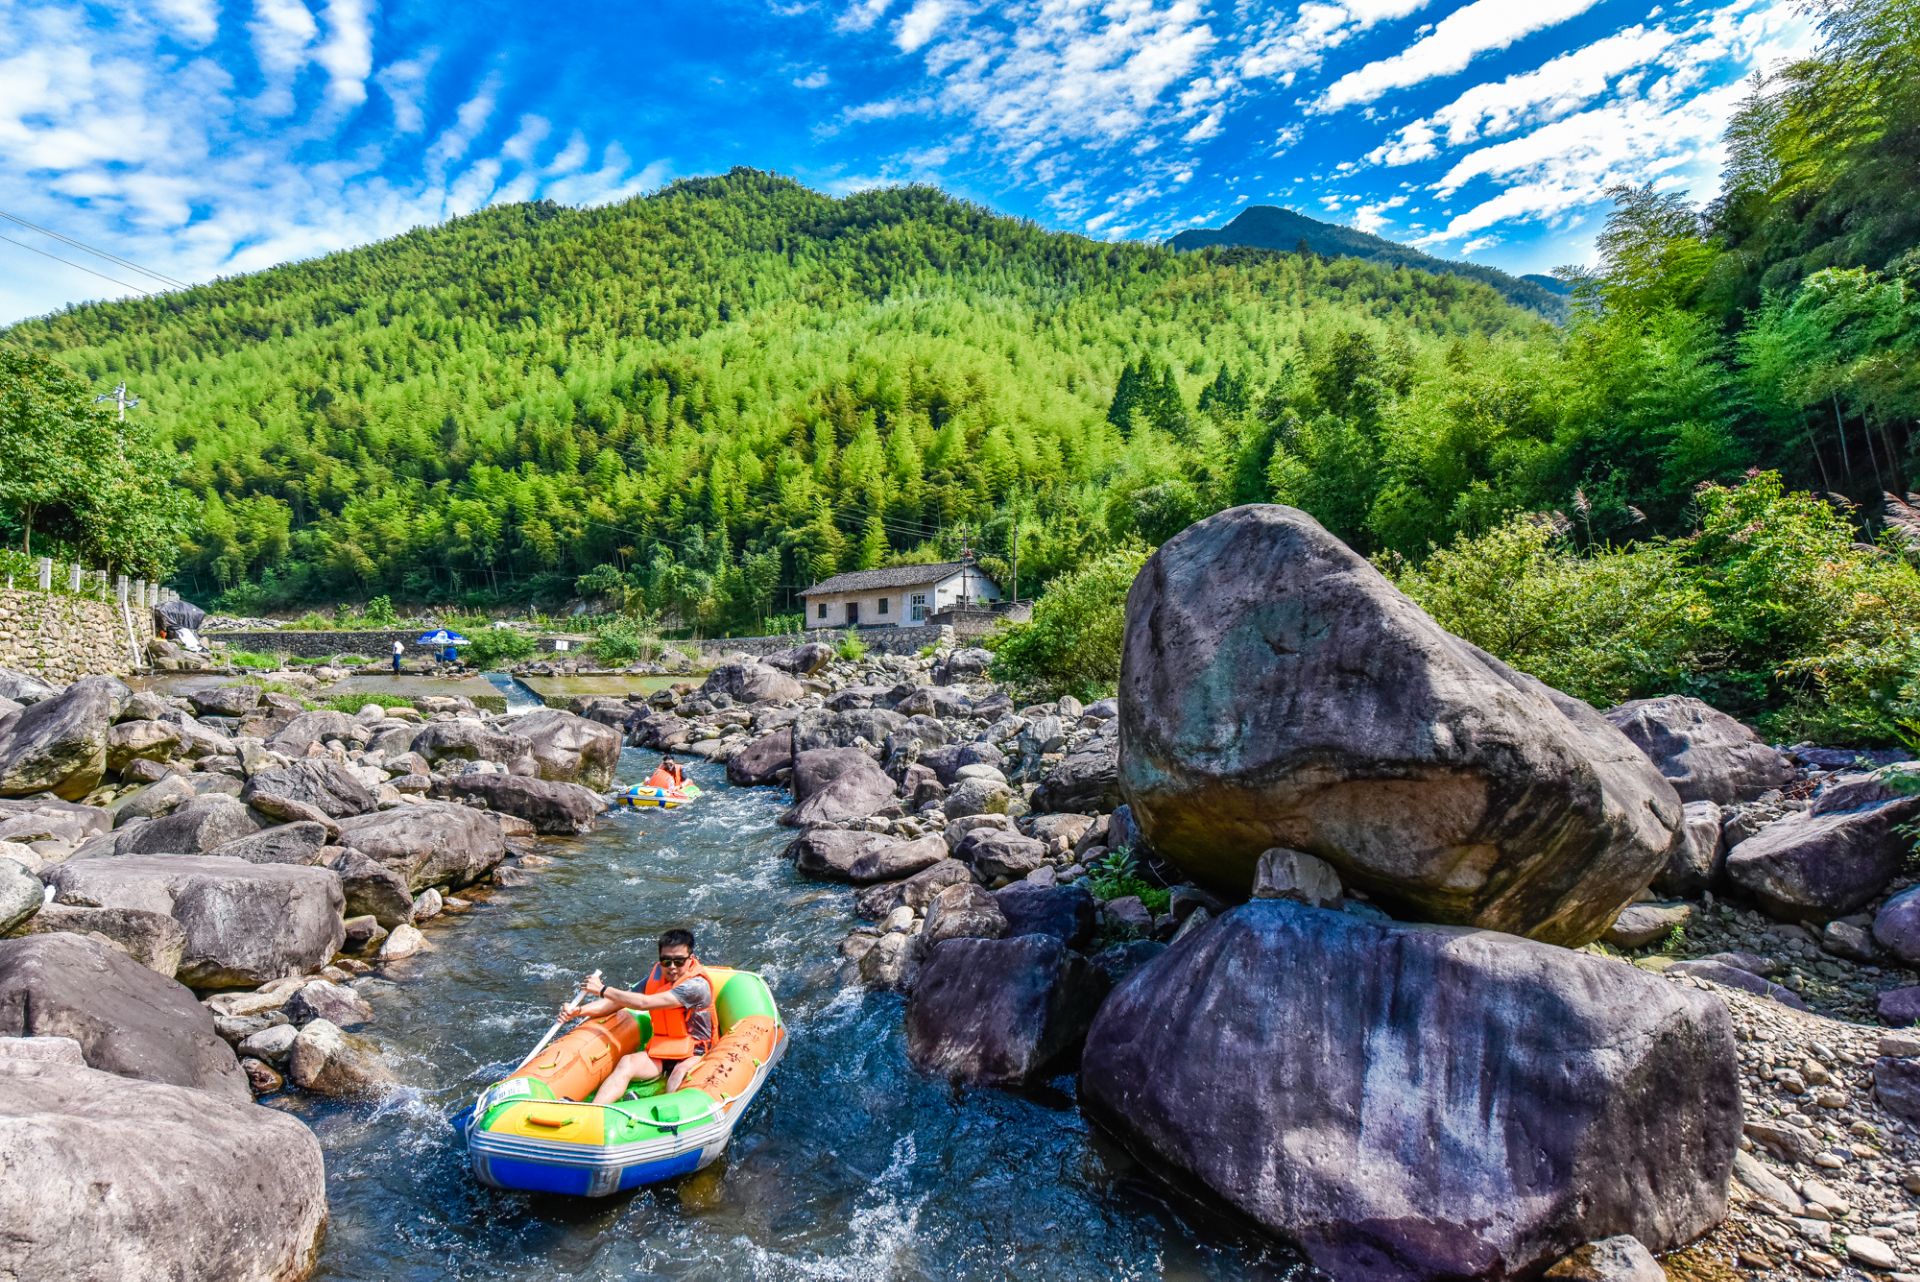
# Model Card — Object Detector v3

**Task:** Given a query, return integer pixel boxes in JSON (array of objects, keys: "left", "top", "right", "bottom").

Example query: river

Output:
[{"left": 275, "top": 749, "right": 1304, "bottom": 1281}]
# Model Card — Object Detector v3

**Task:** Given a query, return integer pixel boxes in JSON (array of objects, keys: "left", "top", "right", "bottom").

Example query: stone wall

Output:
[
  {"left": 201, "top": 630, "right": 419, "bottom": 659},
  {"left": 0, "top": 589, "right": 153, "bottom": 683},
  {"left": 693, "top": 624, "right": 952, "bottom": 659}
]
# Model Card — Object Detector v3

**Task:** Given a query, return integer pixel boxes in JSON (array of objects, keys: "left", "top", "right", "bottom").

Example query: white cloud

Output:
[
  {"left": 151, "top": 0, "right": 221, "bottom": 45},
  {"left": 1182, "top": 109, "right": 1222, "bottom": 142},
  {"left": 792, "top": 68, "right": 830, "bottom": 89},
  {"left": 313, "top": 0, "right": 374, "bottom": 105},
  {"left": 894, "top": 0, "right": 953, "bottom": 53},
  {"left": 501, "top": 114, "right": 551, "bottom": 164},
  {"left": 374, "top": 52, "right": 431, "bottom": 131},
  {"left": 836, "top": 0, "right": 893, "bottom": 32},
  {"left": 1460, "top": 233, "right": 1499, "bottom": 254},
  {"left": 1319, "top": 0, "right": 1606, "bottom": 112}
]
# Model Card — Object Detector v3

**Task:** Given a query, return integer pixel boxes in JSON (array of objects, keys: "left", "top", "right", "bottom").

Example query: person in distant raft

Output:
[
  {"left": 391, "top": 639, "right": 404, "bottom": 674},
  {"left": 642, "top": 755, "right": 687, "bottom": 792},
  {"left": 572, "top": 928, "right": 714, "bottom": 1101}
]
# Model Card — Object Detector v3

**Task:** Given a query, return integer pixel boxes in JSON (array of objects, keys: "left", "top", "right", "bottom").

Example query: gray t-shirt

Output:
[{"left": 656, "top": 974, "right": 712, "bottom": 1049}]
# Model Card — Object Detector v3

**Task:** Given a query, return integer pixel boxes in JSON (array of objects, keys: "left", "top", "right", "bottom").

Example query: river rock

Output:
[
  {"left": 265, "top": 708, "right": 358, "bottom": 755},
  {"left": 764, "top": 641, "right": 836, "bottom": 676},
  {"left": 923, "top": 881, "right": 1008, "bottom": 945},
  {"left": 379, "top": 922, "right": 427, "bottom": 960},
  {"left": 932, "top": 647, "right": 993, "bottom": 685},
  {"left": 111, "top": 773, "right": 197, "bottom": 826},
  {"left": 239, "top": 1022, "right": 299, "bottom": 1063},
  {"left": 0, "top": 1058, "right": 327, "bottom": 1281},
  {"left": 1724, "top": 794, "right": 1918, "bottom": 921},
  {"left": 857, "top": 930, "right": 919, "bottom": 990},
  {"left": 0, "top": 933, "right": 249, "bottom": 1100},
  {"left": 792, "top": 708, "right": 907, "bottom": 756},
  {"left": 288, "top": 1016, "right": 394, "bottom": 1097},
  {"left": 511, "top": 709, "right": 621, "bottom": 789},
  {"left": 782, "top": 748, "right": 898, "bottom": 827},
  {"left": 409, "top": 720, "right": 531, "bottom": 771},
  {"left": 95, "top": 792, "right": 262, "bottom": 857},
  {"left": 46, "top": 855, "right": 345, "bottom": 989},
  {"left": 1874, "top": 887, "right": 1920, "bottom": 967},
  {"left": 1653, "top": 800, "right": 1724, "bottom": 899},
  {"left": 1665, "top": 959, "right": 1807, "bottom": 1009},
  {"left": 335, "top": 802, "right": 508, "bottom": 890},
  {"left": 702, "top": 661, "right": 803, "bottom": 705},
  {"left": 284, "top": 978, "right": 373, "bottom": 1028},
  {"left": 0, "top": 668, "right": 57, "bottom": 704},
  {"left": 431, "top": 772, "right": 605, "bottom": 835},
  {"left": 790, "top": 830, "right": 946, "bottom": 884},
  {"left": 0, "top": 675, "right": 128, "bottom": 801},
  {"left": 1080, "top": 899, "right": 1741, "bottom": 1281},
  {"left": 1032, "top": 722, "right": 1121, "bottom": 814},
  {"left": 186, "top": 684, "right": 262, "bottom": 717},
  {"left": 1603, "top": 901, "right": 1692, "bottom": 950},
  {"left": 1541, "top": 1236, "right": 1666, "bottom": 1282},
  {"left": 328, "top": 847, "right": 416, "bottom": 927},
  {"left": 957, "top": 828, "right": 1049, "bottom": 882},
  {"left": 1603, "top": 696, "right": 1793, "bottom": 805},
  {"left": 0, "top": 857, "right": 39, "bottom": 934},
  {"left": 1876, "top": 1056, "right": 1920, "bottom": 1124},
  {"left": 13, "top": 902, "right": 186, "bottom": 975},
  {"left": 242, "top": 759, "right": 376, "bottom": 818},
  {"left": 1251, "top": 848, "right": 1343, "bottom": 906},
  {"left": 995, "top": 881, "right": 1096, "bottom": 949},
  {"left": 727, "top": 728, "right": 794, "bottom": 786},
  {"left": 906, "top": 935, "right": 1109, "bottom": 1085},
  {"left": 944, "top": 776, "right": 1012, "bottom": 819},
  {"left": 104, "top": 718, "right": 184, "bottom": 773},
  {"left": 207, "top": 819, "right": 331, "bottom": 865},
  {"left": 1117, "top": 505, "right": 1683, "bottom": 947},
  {"left": 855, "top": 858, "right": 974, "bottom": 919}
]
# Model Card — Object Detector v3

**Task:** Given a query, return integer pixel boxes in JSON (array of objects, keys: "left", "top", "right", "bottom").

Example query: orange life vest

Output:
[
  {"left": 643, "top": 766, "right": 682, "bottom": 791},
  {"left": 642, "top": 957, "right": 715, "bottom": 1061}
]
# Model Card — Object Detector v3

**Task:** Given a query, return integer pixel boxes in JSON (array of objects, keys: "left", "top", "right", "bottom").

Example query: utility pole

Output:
[
  {"left": 95, "top": 381, "right": 139, "bottom": 421},
  {"left": 958, "top": 526, "right": 975, "bottom": 609}
]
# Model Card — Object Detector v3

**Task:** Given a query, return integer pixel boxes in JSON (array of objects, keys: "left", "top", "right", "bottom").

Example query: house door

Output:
[{"left": 846, "top": 601, "right": 859, "bottom": 626}]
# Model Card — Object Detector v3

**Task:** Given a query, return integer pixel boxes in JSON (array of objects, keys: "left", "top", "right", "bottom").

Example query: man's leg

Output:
[
  {"left": 591, "top": 1052, "right": 662, "bottom": 1104},
  {"left": 665, "top": 1053, "right": 703, "bottom": 1093}
]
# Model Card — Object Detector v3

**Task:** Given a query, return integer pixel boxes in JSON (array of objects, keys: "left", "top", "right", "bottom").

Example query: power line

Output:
[
  {"left": 0, "top": 232, "right": 153, "bottom": 297},
  {"left": 0, "top": 209, "right": 191, "bottom": 290}
]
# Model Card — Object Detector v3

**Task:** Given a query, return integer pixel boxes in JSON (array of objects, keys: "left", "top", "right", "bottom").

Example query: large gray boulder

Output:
[
  {"left": 0, "top": 1058, "right": 327, "bottom": 1281},
  {"left": 104, "top": 719, "right": 184, "bottom": 773},
  {"left": 1118, "top": 505, "right": 1683, "bottom": 946},
  {"left": 0, "top": 668, "right": 57, "bottom": 704},
  {"left": 207, "top": 820, "right": 332, "bottom": 866},
  {"left": 328, "top": 847, "right": 415, "bottom": 927},
  {"left": 789, "top": 830, "right": 947, "bottom": 884},
  {"left": 45, "top": 855, "right": 345, "bottom": 989},
  {"left": 0, "top": 933, "right": 249, "bottom": 1099},
  {"left": 1033, "top": 722, "right": 1122, "bottom": 815},
  {"left": 0, "top": 857, "right": 39, "bottom": 934},
  {"left": 409, "top": 720, "right": 531, "bottom": 770},
  {"left": 764, "top": 641, "right": 835, "bottom": 676},
  {"left": 335, "top": 801, "right": 507, "bottom": 890},
  {"left": 265, "top": 708, "right": 358, "bottom": 755},
  {"left": 792, "top": 708, "right": 907, "bottom": 756},
  {"left": 727, "top": 729, "right": 794, "bottom": 786},
  {"left": 242, "top": 759, "right": 376, "bottom": 818},
  {"left": 13, "top": 902, "right": 186, "bottom": 975},
  {"left": 782, "top": 747, "right": 899, "bottom": 828},
  {"left": 430, "top": 772, "right": 605, "bottom": 835},
  {"left": 702, "top": 661, "right": 803, "bottom": 705},
  {"left": 854, "top": 858, "right": 974, "bottom": 919},
  {"left": 510, "top": 709, "right": 622, "bottom": 789},
  {"left": 1080, "top": 900, "right": 1741, "bottom": 1280},
  {"left": 995, "top": 881, "right": 1097, "bottom": 949},
  {"left": 1653, "top": 800, "right": 1725, "bottom": 899},
  {"left": 85, "top": 792, "right": 262, "bottom": 857},
  {"left": 1603, "top": 696, "right": 1794, "bottom": 805},
  {"left": 906, "top": 935, "right": 1109, "bottom": 1085},
  {"left": 186, "top": 684, "right": 262, "bottom": 718},
  {"left": 0, "top": 675, "right": 129, "bottom": 801},
  {"left": 1724, "top": 790, "right": 1920, "bottom": 921}
]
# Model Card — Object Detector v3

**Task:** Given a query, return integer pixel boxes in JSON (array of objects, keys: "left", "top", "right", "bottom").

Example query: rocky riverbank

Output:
[{"left": 9, "top": 506, "right": 1920, "bottom": 1281}]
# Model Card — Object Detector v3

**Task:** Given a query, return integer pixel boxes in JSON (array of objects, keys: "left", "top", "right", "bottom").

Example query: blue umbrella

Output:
[{"left": 416, "top": 629, "right": 470, "bottom": 646}]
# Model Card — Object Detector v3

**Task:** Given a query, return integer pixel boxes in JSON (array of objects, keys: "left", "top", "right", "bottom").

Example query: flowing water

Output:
[{"left": 280, "top": 750, "right": 1305, "bottom": 1281}]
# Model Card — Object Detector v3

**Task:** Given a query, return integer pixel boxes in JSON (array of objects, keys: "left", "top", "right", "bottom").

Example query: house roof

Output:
[{"left": 801, "top": 561, "right": 989, "bottom": 597}]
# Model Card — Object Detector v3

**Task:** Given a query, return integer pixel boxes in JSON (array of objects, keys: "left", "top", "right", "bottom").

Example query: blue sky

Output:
[{"left": 0, "top": 0, "right": 1813, "bottom": 324}]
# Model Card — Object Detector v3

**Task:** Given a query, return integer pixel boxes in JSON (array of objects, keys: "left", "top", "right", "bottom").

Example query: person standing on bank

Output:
[
  {"left": 391, "top": 638, "right": 404, "bottom": 674},
  {"left": 572, "top": 929, "right": 715, "bottom": 1102}
]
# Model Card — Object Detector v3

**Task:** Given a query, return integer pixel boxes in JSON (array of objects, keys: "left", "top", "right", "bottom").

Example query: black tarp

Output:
[{"left": 153, "top": 598, "right": 206, "bottom": 634}]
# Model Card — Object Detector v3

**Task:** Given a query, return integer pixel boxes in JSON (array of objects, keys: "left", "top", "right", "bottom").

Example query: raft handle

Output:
[{"left": 525, "top": 1112, "right": 575, "bottom": 1129}]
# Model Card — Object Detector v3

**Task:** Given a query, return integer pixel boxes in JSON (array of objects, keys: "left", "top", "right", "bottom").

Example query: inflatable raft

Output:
[
  {"left": 463, "top": 967, "right": 784, "bottom": 1195},
  {"left": 619, "top": 781, "right": 703, "bottom": 809}
]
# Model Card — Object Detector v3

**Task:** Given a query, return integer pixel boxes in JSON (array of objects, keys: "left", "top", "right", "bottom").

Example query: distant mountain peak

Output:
[{"left": 1169, "top": 205, "right": 1566, "bottom": 319}]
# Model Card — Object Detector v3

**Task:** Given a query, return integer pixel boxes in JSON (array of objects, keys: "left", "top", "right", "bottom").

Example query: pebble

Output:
[{"left": 1847, "top": 1234, "right": 1901, "bottom": 1270}]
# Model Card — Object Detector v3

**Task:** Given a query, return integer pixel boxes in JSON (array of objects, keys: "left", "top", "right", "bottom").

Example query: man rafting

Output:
[
  {"left": 641, "top": 755, "right": 687, "bottom": 792},
  {"left": 569, "top": 928, "right": 714, "bottom": 1101}
]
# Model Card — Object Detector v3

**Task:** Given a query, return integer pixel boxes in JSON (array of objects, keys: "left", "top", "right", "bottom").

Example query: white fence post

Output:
[
  {"left": 117, "top": 575, "right": 128, "bottom": 605},
  {"left": 67, "top": 563, "right": 81, "bottom": 593},
  {"left": 36, "top": 558, "right": 50, "bottom": 591}
]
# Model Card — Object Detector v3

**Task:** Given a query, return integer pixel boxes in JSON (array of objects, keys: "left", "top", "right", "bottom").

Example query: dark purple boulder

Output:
[
  {"left": 1725, "top": 793, "right": 1920, "bottom": 921},
  {"left": 905, "top": 934, "right": 1109, "bottom": 1085},
  {"left": 1080, "top": 900, "right": 1741, "bottom": 1281},
  {"left": 726, "top": 729, "right": 793, "bottom": 787},
  {"left": 995, "top": 881, "right": 1097, "bottom": 950},
  {"left": 781, "top": 748, "right": 898, "bottom": 828},
  {"left": 1603, "top": 696, "right": 1793, "bottom": 805},
  {"left": 1874, "top": 887, "right": 1920, "bottom": 967}
]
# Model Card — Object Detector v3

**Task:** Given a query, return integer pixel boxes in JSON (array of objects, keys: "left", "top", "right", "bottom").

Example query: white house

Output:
[{"left": 799, "top": 561, "right": 1003, "bottom": 629}]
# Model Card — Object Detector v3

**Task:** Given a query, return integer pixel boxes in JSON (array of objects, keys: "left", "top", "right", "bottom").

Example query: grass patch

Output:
[
  {"left": 223, "top": 648, "right": 284, "bottom": 671},
  {"left": 1087, "top": 848, "right": 1170, "bottom": 915},
  {"left": 317, "top": 693, "right": 418, "bottom": 714}
]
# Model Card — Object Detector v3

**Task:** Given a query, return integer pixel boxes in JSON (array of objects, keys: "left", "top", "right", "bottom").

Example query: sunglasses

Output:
[{"left": 658, "top": 955, "right": 691, "bottom": 968}]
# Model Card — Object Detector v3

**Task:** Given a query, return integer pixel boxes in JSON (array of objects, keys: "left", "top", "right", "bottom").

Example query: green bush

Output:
[
  {"left": 361, "top": 595, "right": 398, "bottom": 627},
  {"left": 318, "top": 693, "right": 416, "bottom": 714},
  {"left": 223, "top": 648, "right": 283, "bottom": 671},
  {"left": 988, "top": 546, "right": 1151, "bottom": 702},
  {"left": 591, "top": 619, "right": 664, "bottom": 666},
  {"left": 835, "top": 628, "right": 868, "bottom": 662},
  {"left": 1085, "top": 848, "right": 1170, "bottom": 916},
  {"left": 462, "top": 628, "right": 538, "bottom": 668},
  {"left": 288, "top": 611, "right": 332, "bottom": 630},
  {"left": 212, "top": 580, "right": 272, "bottom": 616}
]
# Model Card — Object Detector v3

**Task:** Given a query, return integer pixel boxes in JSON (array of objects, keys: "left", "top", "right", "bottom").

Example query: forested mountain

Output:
[
  {"left": 0, "top": 0, "right": 1910, "bottom": 642},
  {"left": 1169, "top": 205, "right": 1570, "bottom": 317},
  {"left": 0, "top": 171, "right": 1550, "bottom": 625}
]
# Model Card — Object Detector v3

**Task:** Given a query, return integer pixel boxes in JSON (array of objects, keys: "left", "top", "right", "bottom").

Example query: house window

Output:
[
  {"left": 878, "top": 597, "right": 889, "bottom": 616},
  {"left": 910, "top": 592, "right": 927, "bottom": 622},
  {"left": 816, "top": 602, "right": 827, "bottom": 621}
]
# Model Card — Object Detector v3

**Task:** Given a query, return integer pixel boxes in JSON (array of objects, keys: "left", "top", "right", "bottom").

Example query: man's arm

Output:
[{"left": 570, "top": 981, "right": 681, "bottom": 1018}]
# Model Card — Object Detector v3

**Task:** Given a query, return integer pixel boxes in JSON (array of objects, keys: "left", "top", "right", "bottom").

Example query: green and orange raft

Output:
[{"left": 462, "top": 967, "right": 784, "bottom": 1195}]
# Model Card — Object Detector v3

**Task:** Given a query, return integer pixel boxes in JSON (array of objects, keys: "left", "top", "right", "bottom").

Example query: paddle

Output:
[{"left": 509, "top": 969, "right": 602, "bottom": 1075}]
